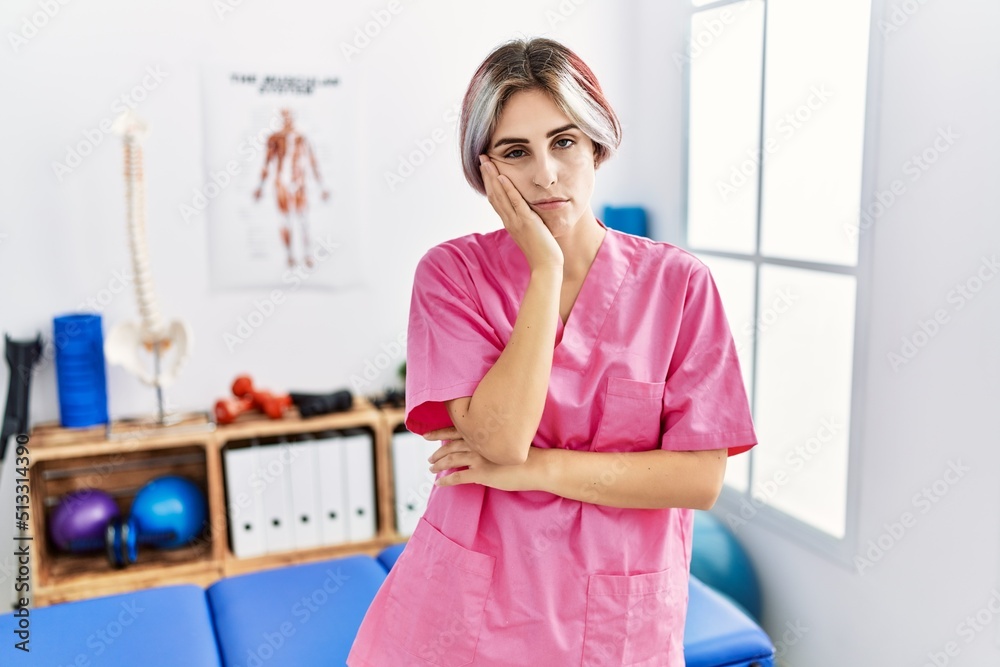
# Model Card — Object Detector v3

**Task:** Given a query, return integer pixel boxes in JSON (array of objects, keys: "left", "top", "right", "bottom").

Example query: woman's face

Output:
[{"left": 485, "top": 88, "right": 597, "bottom": 237}]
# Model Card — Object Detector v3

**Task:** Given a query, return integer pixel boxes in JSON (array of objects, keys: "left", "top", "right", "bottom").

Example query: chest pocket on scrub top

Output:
[
  {"left": 384, "top": 516, "right": 496, "bottom": 666},
  {"left": 591, "top": 377, "right": 666, "bottom": 452}
]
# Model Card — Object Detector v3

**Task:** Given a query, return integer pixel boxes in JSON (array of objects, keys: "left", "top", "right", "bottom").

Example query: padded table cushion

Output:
[
  {"left": 0, "top": 584, "right": 221, "bottom": 666},
  {"left": 376, "top": 541, "right": 406, "bottom": 571},
  {"left": 684, "top": 576, "right": 775, "bottom": 667},
  {"left": 207, "top": 554, "right": 387, "bottom": 666}
]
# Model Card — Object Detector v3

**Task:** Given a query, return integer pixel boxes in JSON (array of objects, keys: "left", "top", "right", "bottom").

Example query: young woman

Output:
[{"left": 348, "top": 37, "right": 757, "bottom": 667}]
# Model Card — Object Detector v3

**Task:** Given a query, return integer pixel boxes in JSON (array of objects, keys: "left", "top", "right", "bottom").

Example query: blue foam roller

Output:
[{"left": 52, "top": 312, "right": 109, "bottom": 428}]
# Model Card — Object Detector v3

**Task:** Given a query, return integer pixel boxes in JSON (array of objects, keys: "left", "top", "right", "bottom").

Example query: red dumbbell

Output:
[
  {"left": 231, "top": 375, "right": 292, "bottom": 419},
  {"left": 214, "top": 395, "right": 255, "bottom": 425}
]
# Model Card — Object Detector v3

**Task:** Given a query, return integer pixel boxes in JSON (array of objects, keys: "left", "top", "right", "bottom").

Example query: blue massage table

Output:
[{"left": 0, "top": 545, "right": 774, "bottom": 666}]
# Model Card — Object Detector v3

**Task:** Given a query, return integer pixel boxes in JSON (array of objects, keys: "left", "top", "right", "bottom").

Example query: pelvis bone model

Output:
[{"left": 104, "top": 111, "right": 192, "bottom": 394}]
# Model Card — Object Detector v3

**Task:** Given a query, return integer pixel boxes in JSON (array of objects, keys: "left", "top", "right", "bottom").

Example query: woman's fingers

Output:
[
  {"left": 429, "top": 450, "right": 473, "bottom": 472},
  {"left": 424, "top": 426, "right": 462, "bottom": 441},
  {"left": 480, "top": 155, "right": 516, "bottom": 222},
  {"left": 496, "top": 173, "right": 534, "bottom": 216},
  {"left": 427, "top": 436, "right": 471, "bottom": 466},
  {"left": 480, "top": 154, "right": 538, "bottom": 223},
  {"left": 479, "top": 155, "right": 498, "bottom": 201}
]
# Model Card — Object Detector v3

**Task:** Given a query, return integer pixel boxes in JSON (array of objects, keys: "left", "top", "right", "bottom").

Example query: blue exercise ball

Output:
[
  {"left": 131, "top": 476, "right": 207, "bottom": 548},
  {"left": 690, "top": 510, "right": 763, "bottom": 622}
]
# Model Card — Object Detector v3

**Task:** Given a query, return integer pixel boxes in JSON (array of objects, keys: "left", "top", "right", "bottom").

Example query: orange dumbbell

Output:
[
  {"left": 231, "top": 375, "right": 292, "bottom": 419},
  {"left": 213, "top": 395, "right": 255, "bottom": 425}
]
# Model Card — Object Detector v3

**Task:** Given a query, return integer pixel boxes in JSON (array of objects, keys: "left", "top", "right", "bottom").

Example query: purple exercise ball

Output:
[{"left": 49, "top": 488, "right": 120, "bottom": 551}]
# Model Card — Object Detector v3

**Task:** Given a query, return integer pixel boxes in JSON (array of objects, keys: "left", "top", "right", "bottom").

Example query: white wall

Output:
[
  {"left": 0, "top": 0, "right": 640, "bottom": 611},
  {"left": 0, "top": 0, "right": 634, "bottom": 421},
  {"left": 2, "top": 1, "right": 998, "bottom": 665}
]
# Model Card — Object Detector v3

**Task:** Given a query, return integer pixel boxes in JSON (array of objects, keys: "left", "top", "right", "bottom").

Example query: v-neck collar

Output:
[{"left": 494, "top": 218, "right": 638, "bottom": 370}]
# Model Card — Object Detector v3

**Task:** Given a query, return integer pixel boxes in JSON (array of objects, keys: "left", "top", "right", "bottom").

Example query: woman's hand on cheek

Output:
[{"left": 478, "top": 154, "right": 563, "bottom": 272}]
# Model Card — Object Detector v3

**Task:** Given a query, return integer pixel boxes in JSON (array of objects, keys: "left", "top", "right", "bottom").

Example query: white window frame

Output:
[{"left": 679, "top": 0, "right": 886, "bottom": 569}]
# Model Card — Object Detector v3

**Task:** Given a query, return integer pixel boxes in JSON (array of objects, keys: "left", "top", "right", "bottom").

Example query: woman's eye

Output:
[
  {"left": 554, "top": 138, "right": 575, "bottom": 149},
  {"left": 503, "top": 148, "right": 527, "bottom": 159}
]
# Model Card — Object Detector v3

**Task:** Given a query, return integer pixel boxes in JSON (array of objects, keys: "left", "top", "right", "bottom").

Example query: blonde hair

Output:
[{"left": 459, "top": 37, "right": 622, "bottom": 196}]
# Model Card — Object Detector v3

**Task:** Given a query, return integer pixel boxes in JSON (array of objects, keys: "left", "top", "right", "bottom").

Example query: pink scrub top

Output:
[{"left": 347, "top": 220, "right": 757, "bottom": 667}]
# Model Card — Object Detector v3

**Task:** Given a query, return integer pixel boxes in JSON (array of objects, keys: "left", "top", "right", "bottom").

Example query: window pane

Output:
[
  {"left": 752, "top": 265, "right": 855, "bottom": 538},
  {"left": 686, "top": 0, "right": 764, "bottom": 254},
  {"left": 696, "top": 254, "right": 756, "bottom": 492},
  {"left": 758, "top": 0, "right": 872, "bottom": 266},
  {"left": 695, "top": 255, "right": 755, "bottom": 398}
]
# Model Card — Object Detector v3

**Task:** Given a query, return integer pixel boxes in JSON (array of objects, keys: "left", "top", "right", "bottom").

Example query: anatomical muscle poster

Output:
[{"left": 197, "top": 66, "right": 365, "bottom": 290}]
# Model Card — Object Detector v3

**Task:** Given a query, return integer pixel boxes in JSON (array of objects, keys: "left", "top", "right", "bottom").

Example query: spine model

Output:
[
  {"left": 118, "top": 114, "right": 167, "bottom": 345},
  {"left": 105, "top": 111, "right": 192, "bottom": 413}
]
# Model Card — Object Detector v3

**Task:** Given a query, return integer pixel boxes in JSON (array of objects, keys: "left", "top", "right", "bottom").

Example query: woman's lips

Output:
[{"left": 532, "top": 199, "right": 569, "bottom": 211}]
